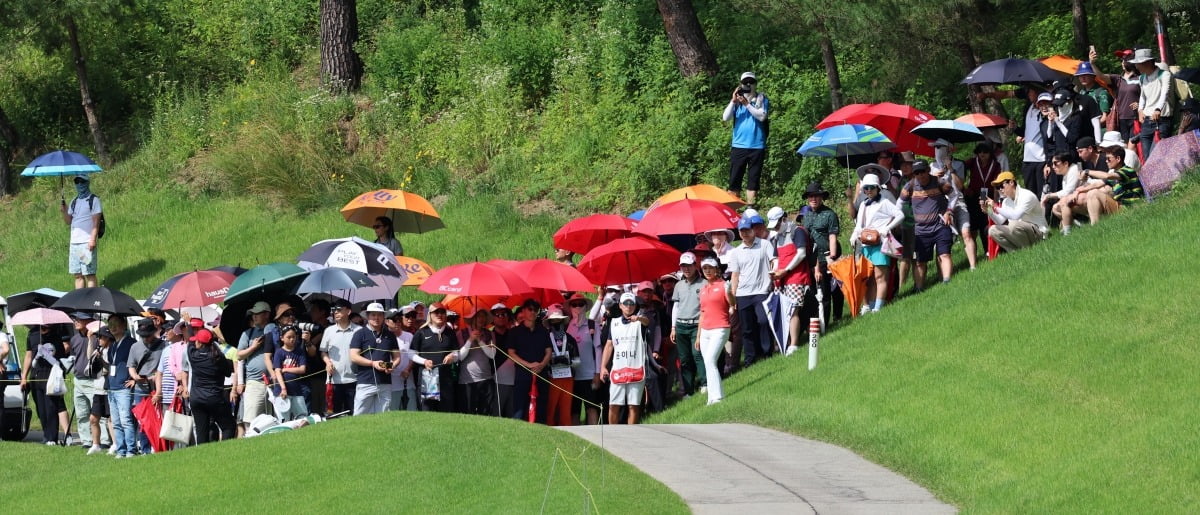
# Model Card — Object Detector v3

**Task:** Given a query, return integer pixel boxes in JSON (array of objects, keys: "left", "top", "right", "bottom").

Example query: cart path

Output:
[{"left": 559, "top": 424, "right": 956, "bottom": 515}]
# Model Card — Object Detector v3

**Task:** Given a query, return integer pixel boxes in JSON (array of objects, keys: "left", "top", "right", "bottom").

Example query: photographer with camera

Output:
[
  {"left": 348, "top": 303, "right": 401, "bottom": 415},
  {"left": 722, "top": 71, "right": 769, "bottom": 207},
  {"left": 410, "top": 303, "right": 459, "bottom": 413}
]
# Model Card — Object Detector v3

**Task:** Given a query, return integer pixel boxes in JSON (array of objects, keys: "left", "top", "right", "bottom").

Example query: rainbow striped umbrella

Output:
[{"left": 797, "top": 124, "right": 895, "bottom": 158}]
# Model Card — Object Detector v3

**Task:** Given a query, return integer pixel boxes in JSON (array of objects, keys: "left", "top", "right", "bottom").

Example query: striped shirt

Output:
[
  {"left": 1109, "top": 167, "right": 1143, "bottom": 205},
  {"left": 157, "top": 349, "right": 177, "bottom": 405},
  {"left": 900, "top": 177, "right": 955, "bottom": 235}
]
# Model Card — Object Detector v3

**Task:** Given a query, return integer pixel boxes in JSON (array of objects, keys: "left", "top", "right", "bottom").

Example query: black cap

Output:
[
  {"left": 1075, "top": 137, "right": 1097, "bottom": 149},
  {"left": 136, "top": 318, "right": 158, "bottom": 337},
  {"left": 71, "top": 311, "right": 95, "bottom": 320},
  {"left": 1181, "top": 98, "right": 1200, "bottom": 114},
  {"left": 332, "top": 298, "right": 353, "bottom": 310},
  {"left": 912, "top": 160, "right": 931, "bottom": 174},
  {"left": 95, "top": 327, "right": 115, "bottom": 340}
]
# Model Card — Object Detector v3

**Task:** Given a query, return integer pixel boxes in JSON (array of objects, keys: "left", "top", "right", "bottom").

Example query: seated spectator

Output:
[
  {"left": 1083, "top": 147, "right": 1144, "bottom": 223},
  {"left": 1098, "top": 131, "right": 1140, "bottom": 170},
  {"left": 1042, "top": 152, "right": 1083, "bottom": 229},
  {"left": 985, "top": 172, "right": 1047, "bottom": 252},
  {"left": 1180, "top": 98, "right": 1200, "bottom": 134}
]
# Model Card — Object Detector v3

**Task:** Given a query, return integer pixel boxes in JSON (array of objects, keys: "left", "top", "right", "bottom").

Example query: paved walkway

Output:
[{"left": 560, "top": 424, "right": 955, "bottom": 515}]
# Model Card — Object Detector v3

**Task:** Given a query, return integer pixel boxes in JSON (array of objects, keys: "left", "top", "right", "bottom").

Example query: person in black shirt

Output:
[
  {"left": 411, "top": 303, "right": 460, "bottom": 412},
  {"left": 177, "top": 329, "right": 235, "bottom": 444},
  {"left": 505, "top": 300, "right": 551, "bottom": 423},
  {"left": 20, "top": 323, "right": 69, "bottom": 445},
  {"left": 348, "top": 303, "right": 400, "bottom": 415}
]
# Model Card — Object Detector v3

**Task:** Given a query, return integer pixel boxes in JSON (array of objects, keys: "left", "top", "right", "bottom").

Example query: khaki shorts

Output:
[
  {"left": 609, "top": 381, "right": 644, "bottom": 406},
  {"left": 241, "top": 380, "right": 272, "bottom": 423},
  {"left": 1097, "top": 194, "right": 1120, "bottom": 215}
]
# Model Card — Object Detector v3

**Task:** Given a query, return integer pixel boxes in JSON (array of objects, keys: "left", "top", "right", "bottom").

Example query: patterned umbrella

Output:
[
  {"left": 797, "top": 124, "right": 896, "bottom": 158},
  {"left": 340, "top": 189, "right": 444, "bottom": 234},
  {"left": 911, "top": 120, "right": 986, "bottom": 144},
  {"left": 1141, "top": 130, "right": 1200, "bottom": 198}
]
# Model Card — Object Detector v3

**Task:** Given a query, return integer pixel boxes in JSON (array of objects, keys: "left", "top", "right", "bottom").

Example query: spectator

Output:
[
  {"left": 771, "top": 208, "right": 814, "bottom": 351},
  {"left": 543, "top": 305, "right": 576, "bottom": 426},
  {"left": 1131, "top": 48, "right": 1175, "bottom": 159},
  {"left": 931, "top": 139, "right": 978, "bottom": 271},
  {"left": 411, "top": 302, "right": 460, "bottom": 413},
  {"left": 68, "top": 312, "right": 109, "bottom": 450},
  {"left": 1083, "top": 147, "right": 1144, "bottom": 223},
  {"left": 802, "top": 181, "right": 844, "bottom": 322},
  {"left": 565, "top": 293, "right": 601, "bottom": 425},
  {"left": 1089, "top": 47, "right": 1141, "bottom": 142},
  {"left": 385, "top": 307, "right": 417, "bottom": 412},
  {"left": 127, "top": 318, "right": 165, "bottom": 453},
  {"left": 985, "top": 171, "right": 1048, "bottom": 252},
  {"left": 59, "top": 174, "right": 102, "bottom": 289},
  {"left": 506, "top": 299, "right": 551, "bottom": 422},
  {"left": 1042, "top": 87, "right": 1088, "bottom": 196},
  {"left": 235, "top": 302, "right": 273, "bottom": 433},
  {"left": 303, "top": 299, "right": 330, "bottom": 415},
  {"left": 372, "top": 216, "right": 403, "bottom": 256},
  {"left": 178, "top": 328, "right": 236, "bottom": 444},
  {"left": 103, "top": 317, "right": 137, "bottom": 456},
  {"left": 851, "top": 174, "right": 905, "bottom": 313},
  {"left": 1179, "top": 98, "right": 1200, "bottom": 134},
  {"left": 555, "top": 248, "right": 576, "bottom": 268},
  {"left": 965, "top": 142, "right": 1003, "bottom": 260},
  {"left": 271, "top": 325, "right": 308, "bottom": 421},
  {"left": 892, "top": 152, "right": 919, "bottom": 292},
  {"left": 349, "top": 302, "right": 400, "bottom": 415},
  {"left": 849, "top": 162, "right": 895, "bottom": 221},
  {"left": 456, "top": 309, "right": 497, "bottom": 416},
  {"left": 703, "top": 228, "right": 736, "bottom": 266},
  {"left": 670, "top": 253, "right": 704, "bottom": 396},
  {"left": 601, "top": 293, "right": 651, "bottom": 424},
  {"left": 152, "top": 322, "right": 187, "bottom": 448},
  {"left": 727, "top": 215, "right": 775, "bottom": 366},
  {"left": 83, "top": 329, "right": 113, "bottom": 454},
  {"left": 490, "top": 303, "right": 517, "bottom": 418},
  {"left": 1098, "top": 131, "right": 1141, "bottom": 170},
  {"left": 899, "top": 161, "right": 958, "bottom": 290},
  {"left": 722, "top": 71, "right": 769, "bottom": 206},
  {"left": 321, "top": 299, "right": 361, "bottom": 415},
  {"left": 1075, "top": 137, "right": 1105, "bottom": 172},
  {"left": 1042, "top": 152, "right": 1084, "bottom": 234},
  {"left": 1075, "top": 62, "right": 1112, "bottom": 129},
  {"left": 697, "top": 257, "right": 732, "bottom": 405}
]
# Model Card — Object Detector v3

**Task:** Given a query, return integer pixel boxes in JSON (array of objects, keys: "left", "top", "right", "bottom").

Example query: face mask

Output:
[
  {"left": 934, "top": 147, "right": 950, "bottom": 162},
  {"left": 75, "top": 181, "right": 90, "bottom": 196}
]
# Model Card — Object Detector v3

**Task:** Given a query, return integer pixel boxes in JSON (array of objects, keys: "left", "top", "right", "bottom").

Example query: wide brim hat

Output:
[
  {"left": 856, "top": 164, "right": 890, "bottom": 186},
  {"left": 803, "top": 181, "right": 830, "bottom": 199},
  {"left": 1128, "top": 48, "right": 1156, "bottom": 64}
]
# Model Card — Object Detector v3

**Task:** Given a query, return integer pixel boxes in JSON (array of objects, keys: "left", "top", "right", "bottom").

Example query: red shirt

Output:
[{"left": 699, "top": 279, "right": 731, "bottom": 330}]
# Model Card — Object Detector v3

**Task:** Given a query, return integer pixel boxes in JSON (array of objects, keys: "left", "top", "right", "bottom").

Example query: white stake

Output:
[{"left": 808, "top": 318, "right": 820, "bottom": 370}]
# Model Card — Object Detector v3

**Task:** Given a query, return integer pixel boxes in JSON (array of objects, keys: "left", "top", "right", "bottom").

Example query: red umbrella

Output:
[
  {"left": 955, "top": 113, "right": 1009, "bottom": 129},
  {"left": 419, "top": 262, "right": 533, "bottom": 297},
  {"left": 503, "top": 259, "right": 595, "bottom": 292},
  {"left": 150, "top": 270, "right": 237, "bottom": 309},
  {"left": 578, "top": 236, "right": 682, "bottom": 286},
  {"left": 552, "top": 214, "right": 635, "bottom": 255},
  {"left": 816, "top": 102, "right": 936, "bottom": 156},
  {"left": 131, "top": 396, "right": 168, "bottom": 453},
  {"left": 633, "top": 198, "right": 741, "bottom": 237}
]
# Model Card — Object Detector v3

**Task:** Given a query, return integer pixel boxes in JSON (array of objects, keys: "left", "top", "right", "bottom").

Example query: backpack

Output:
[{"left": 71, "top": 196, "right": 107, "bottom": 239}]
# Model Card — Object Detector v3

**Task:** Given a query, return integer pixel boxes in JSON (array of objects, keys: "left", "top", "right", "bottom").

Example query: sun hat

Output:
[
  {"left": 861, "top": 173, "right": 882, "bottom": 188},
  {"left": 679, "top": 251, "right": 696, "bottom": 265},
  {"left": 659, "top": 272, "right": 680, "bottom": 283},
  {"left": 364, "top": 302, "right": 386, "bottom": 314},
  {"left": 1098, "top": 131, "right": 1125, "bottom": 149},
  {"left": 856, "top": 163, "right": 890, "bottom": 185},
  {"left": 1074, "top": 61, "right": 1096, "bottom": 76},
  {"left": 546, "top": 304, "right": 569, "bottom": 320},
  {"left": 135, "top": 318, "right": 157, "bottom": 337},
  {"left": 566, "top": 293, "right": 591, "bottom": 307},
  {"left": 1127, "top": 48, "right": 1156, "bottom": 64},
  {"left": 928, "top": 138, "right": 953, "bottom": 148},
  {"left": 803, "top": 181, "right": 830, "bottom": 199},
  {"left": 991, "top": 171, "right": 1017, "bottom": 185},
  {"left": 766, "top": 206, "right": 785, "bottom": 229},
  {"left": 274, "top": 303, "right": 295, "bottom": 320}
]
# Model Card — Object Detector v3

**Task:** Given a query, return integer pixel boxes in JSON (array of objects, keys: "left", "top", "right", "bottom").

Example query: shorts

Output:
[
  {"left": 609, "top": 381, "right": 645, "bottom": 406},
  {"left": 914, "top": 225, "right": 954, "bottom": 262},
  {"left": 1097, "top": 194, "right": 1121, "bottom": 215},
  {"left": 240, "top": 380, "right": 272, "bottom": 423},
  {"left": 68, "top": 243, "right": 97, "bottom": 275},
  {"left": 90, "top": 394, "right": 110, "bottom": 418},
  {"left": 862, "top": 245, "right": 891, "bottom": 267},
  {"left": 952, "top": 204, "right": 971, "bottom": 232}
]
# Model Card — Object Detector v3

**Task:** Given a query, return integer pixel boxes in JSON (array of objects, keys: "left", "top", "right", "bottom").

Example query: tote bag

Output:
[{"left": 160, "top": 399, "right": 194, "bottom": 445}]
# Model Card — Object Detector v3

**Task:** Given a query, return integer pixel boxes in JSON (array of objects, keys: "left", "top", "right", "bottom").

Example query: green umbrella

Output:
[{"left": 224, "top": 262, "right": 307, "bottom": 304}]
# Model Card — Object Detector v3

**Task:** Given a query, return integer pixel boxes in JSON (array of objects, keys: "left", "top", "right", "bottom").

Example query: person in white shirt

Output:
[
  {"left": 60, "top": 174, "right": 102, "bottom": 288},
  {"left": 727, "top": 215, "right": 775, "bottom": 367},
  {"left": 1130, "top": 48, "right": 1175, "bottom": 159},
  {"left": 320, "top": 299, "right": 361, "bottom": 415},
  {"left": 986, "top": 172, "right": 1047, "bottom": 252},
  {"left": 1041, "top": 152, "right": 1083, "bottom": 227},
  {"left": 850, "top": 174, "right": 904, "bottom": 313}
]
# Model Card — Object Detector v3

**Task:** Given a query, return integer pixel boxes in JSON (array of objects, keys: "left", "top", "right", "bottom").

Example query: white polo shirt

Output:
[{"left": 727, "top": 237, "right": 775, "bottom": 297}]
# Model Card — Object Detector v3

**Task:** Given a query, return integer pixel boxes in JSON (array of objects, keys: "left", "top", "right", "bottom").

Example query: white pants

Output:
[
  {"left": 699, "top": 327, "right": 729, "bottom": 404},
  {"left": 353, "top": 383, "right": 392, "bottom": 415}
]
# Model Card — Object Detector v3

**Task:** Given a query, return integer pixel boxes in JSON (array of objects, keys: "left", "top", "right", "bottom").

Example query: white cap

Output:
[
  {"left": 364, "top": 302, "right": 386, "bottom": 314},
  {"left": 928, "top": 138, "right": 952, "bottom": 148},
  {"left": 766, "top": 206, "right": 785, "bottom": 229},
  {"left": 700, "top": 257, "right": 719, "bottom": 268},
  {"left": 740, "top": 71, "right": 757, "bottom": 81},
  {"left": 619, "top": 292, "right": 637, "bottom": 304},
  {"left": 679, "top": 252, "right": 696, "bottom": 265},
  {"left": 861, "top": 173, "right": 882, "bottom": 187},
  {"left": 742, "top": 208, "right": 759, "bottom": 219},
  {"left": 490, "top": 303, "right": 508, "bottom": 311},
  {"left": 1099, "top": 131, "right": 1125, "bottom": 148},
  {"left": 1036, "top": 92, "right": 1053, "bottom": 103}
]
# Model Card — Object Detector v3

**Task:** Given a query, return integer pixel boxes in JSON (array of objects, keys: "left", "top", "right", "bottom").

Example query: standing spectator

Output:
[
  {"left": 490, "top": 303, "right": 516, "bottom": 418},
  {"left": 802, "top": 182, "right": 843, "bottom": 323},
  {"left": 83, "top": 329, "right": 113, "bottom": 454},
  {"left": 60, "top": 174, "right": 102, "bottom": 289},
  {"left": 411, "top": 303, "right": 460, "bottom": 413},
  {"left": 722, "top": 71, "right": 770, "bottom": 206},
  {"left": 965, "top": 142, "right": 1003, "bottom": 258},
  {"left": 771, "top": 209, "right": 815, "bottom": 347},
  {"left": 235, "top": 302, "right": 273, "bottom": 433},
  {"left": 303, "top": 299, "right": 330, "bottom": 415},
  {"left": 1131, "top": 48, "right": 1175, "bottom": 159},
  {"left": 349, "top": 303, "right": 400, "bottom": 415},
  {"left": 554, "top": 248, "right": 576, "bottom": 268},
  {"left": 385, "top": 308, "right": 417, "bottom": 411},
  {"left": 177, "top": 328, "right": 236, "bottom": 444},
  {"left": 727, "top": 216, "right": 776, "bottom": 367},
  {"left": 851, "top": 174, "right": 905, "bottom": 313},
  {"left": 20, "top": 323, "right": 69, "bottom": 446},
  {"left": 152, "top": 323, "right": 187, "bottom": 448},
  {"left": 601, "top": 293, "right": 651, "bottom": 424},
  {"left": 542, "top": 306, "right": 576, "bottom": 426},
  {"left": 1075, "top": 62, "right": 1112, "bottom": 129},
  {"left": 985, "top": 172, "right": 1048, "bottom": 252},
  {"left": 506, "top": 300, "right": 551, "bottom": 422},
  {"left": 127, "top": 319, "right": 164, "bottom": 453},
  {"left": 899, "top": 161, "right": 958, "bottom": 290},
  {"left": 670, "top": 253, "right": 704, "bottom": 396},
  {"left": 703, "top": 228, "right": 736, "bottom": 266},
  {"left": 103, "top": 317, "right": 137, "bottom": 456},
  {"left": 68, "top": 312, "right": 109, "bottom": 450},
  {"left": 565, "top": 293, "right": 600, "bottom": 425},
  {"left": 271, "top": 326, "right": 308, "bottom": 421},
  {"left": 1009, "top": 88, "right": 1050, "bottom": 197},
  {"left": 892, "top": 154, "right": 918, "bottom": 291},
  {"left": 321, "top": 299, "right": 361, "bottom": 415},
  {"left": 697, "top": 258, "right": 733, "bottom": 405},
  {"left": 456, "top": 310, "right": 497, "bottom": 416},
  {"left": 372, "top": 216, "right": 403, "bottom": 256},
  {"left": 931, "top": 139, "right": 978, "bottom": 271},
  {"left": 1090, "top": 48, "right": 1142, "bottom": 141}
]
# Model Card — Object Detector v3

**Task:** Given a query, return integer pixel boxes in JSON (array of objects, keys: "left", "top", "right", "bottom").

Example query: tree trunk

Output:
[
  {"left": 1071, "top": 0, "right": 1089, "bottom": 59},
  {"left": 656, "top": 0, "right": 718, "bottom": 78},
  {"left": 320, "top": 0, "right": 362, "bottom": 93},
  {"left": 0, "top": 105, "right": 15, "bottom": 197},
  {"left": 955, "top": 41, "right": 987, "bottom": 114},
  {"left": 65, "top": 16, "right": 110, "bottom": 166},
  {"left": 815, "top": 19, "right": 843, "bottom": 111}
]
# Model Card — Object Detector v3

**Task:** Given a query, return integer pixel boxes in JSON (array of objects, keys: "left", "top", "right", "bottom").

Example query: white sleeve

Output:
[
  {"left": 722, "top": 102, "right": 737, "bottom": 122},
  {"left": 746, "top": 103, "right": 766, "bottom": 122}
]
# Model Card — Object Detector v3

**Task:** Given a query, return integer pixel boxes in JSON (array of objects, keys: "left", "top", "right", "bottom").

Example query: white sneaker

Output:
[
  {"left": 107, "top": 446, "right": 118, "bottom": 456},
  {"left": 785, "top": 345, "right": 799, "bottom": 357},
  {"left": 45, "top": 441, "right": 57, "bottom": 446},
  {"left": 698, "top": 386, "right": 707, "bottom": 394},
  {"left": 706, "top": 399, "right": 722, "bottom": 406},
  {"left": 860, "top": 304, "right": 871, "bottom": 316},
  {"left": 87, "top": 446, "right": 103, "bottom": 455}
]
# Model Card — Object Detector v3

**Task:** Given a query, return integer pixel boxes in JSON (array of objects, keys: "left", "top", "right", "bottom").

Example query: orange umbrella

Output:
[
  {"left": 955, "top": 113, "right": 1009, "bottom": 129},
  {"left": 395, "top": 256, "right": 434, "bottom": 286},
  {"left": 340, "top": 189, "right": 444, "bottom": 234},
  {"left": 649, "top": 184, "right": 746, "bottom": 210},
  {"left": 827, "top": 254, "right": 874, "bottom": 319},
  {"left": 1038, "top": 55, "right": 1112, "bottom": 94}
]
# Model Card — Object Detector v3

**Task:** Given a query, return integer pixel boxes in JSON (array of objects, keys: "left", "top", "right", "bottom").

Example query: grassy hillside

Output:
[
  {"left": 654, "top": 177, "right": 1200, "bottom": 512},
  {"left": 0, "top": 411, "right": 687, "bottom": 513}
]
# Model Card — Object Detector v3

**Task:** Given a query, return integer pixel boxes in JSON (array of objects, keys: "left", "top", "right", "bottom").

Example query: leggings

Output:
[
  {"left": 31, "top": 382, "right": 67, "bottom": 443},
  {"left": 699, "top": 327, "right": 730, "bottom": 404},
  {"left": 190, "top": 399, "right": 235, "bottom": 445}
]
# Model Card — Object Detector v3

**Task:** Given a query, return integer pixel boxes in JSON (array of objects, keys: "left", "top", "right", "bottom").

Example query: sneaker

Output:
[
  {"left": 87, "top": 446, "right": 103, "bottom": 455},
  {"left": 108, "top": 446, "right": 118, "bottom": 456},
  {"left": 706, "top": 399, "right": 722, "bottom": 406},
  {"left": 698, "top": 386, "right": 707, "bottom": 394},
  {"left": 859, "top": 304, "right": 871, "bottom": 316},
  {"left": 45, "top": 441, "right": 57, "bottom": 446},
  {"left": 785, "top": 345, "right": 799, "bottom": 357}
]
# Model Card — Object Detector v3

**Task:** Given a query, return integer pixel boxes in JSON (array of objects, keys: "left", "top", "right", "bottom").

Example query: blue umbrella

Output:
[
  {"left": 21, "top": 150, "right": 102, "bottom": 177},
  {"left": 628, "top": 209, "right": 646, "bottom": 221},
  {"left": 797, "top": 124, "right": 896, "bottom": 158},
  {"left": 910, "top": 119, "right": 985, "bottom": 144}
]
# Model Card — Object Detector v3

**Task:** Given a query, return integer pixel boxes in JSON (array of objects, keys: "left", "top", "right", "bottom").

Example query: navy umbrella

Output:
[
  {"left": 910, "top": 120, "right": 986, "bottom": 144},
  {"left": 51, "top": 286, "right": 144, "bottom": 316},
  {"left": 960, "top": 58, "right": 1068, "bottom": 85},
  {"left": 21, "top": 150, "right": 103, "bottom": 177}
]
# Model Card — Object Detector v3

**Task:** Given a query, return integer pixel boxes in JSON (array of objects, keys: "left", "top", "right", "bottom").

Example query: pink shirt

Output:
[{"left": 699, "top": 279, "right": 732, "bottom": 330}]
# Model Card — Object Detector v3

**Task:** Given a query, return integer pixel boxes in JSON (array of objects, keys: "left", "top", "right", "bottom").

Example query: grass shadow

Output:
[{"left": 103, "top": 259, "right": 166, "bottom": 291}]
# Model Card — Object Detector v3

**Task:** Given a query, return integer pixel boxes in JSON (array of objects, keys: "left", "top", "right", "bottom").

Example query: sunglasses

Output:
[
  {"left": 402, "top": 313, "right": 417, "bottom": 318},
  {"left": 430, "top": 309, "right": 447, "bottom": 315},
  {"left": 877, "top": 154, "right": 892, "bottom": 159},
  {"left": 863, "top": 185, "right": 879, "bottom": 190},
  {"left": 741, "top": 79, "right": 757, "bottom": 85},
  {"left": 569, "top": 303, "right": 586, "bottom": 308},
  {"left": 492, "top": 311, "right": 510, "bottom": 317},
  {"left": 620, "top": 301, "right": 637, "bottom": 306}
]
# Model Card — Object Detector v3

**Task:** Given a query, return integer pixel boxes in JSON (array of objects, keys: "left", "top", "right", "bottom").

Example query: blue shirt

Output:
[{"left": 731, "top": 95, "right": 769, "bottom": 149}]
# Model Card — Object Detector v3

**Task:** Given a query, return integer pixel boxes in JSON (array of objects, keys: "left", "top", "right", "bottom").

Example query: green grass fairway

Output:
[
  {"left": 0, "top": 411, "right": 686, "bottom": 513},
  {"left": 655, "top": 178, "right": 1200, "bottom": 512}
]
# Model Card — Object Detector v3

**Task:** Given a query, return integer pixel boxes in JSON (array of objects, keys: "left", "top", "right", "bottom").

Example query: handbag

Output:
[
  {"left": 881, "top": 232, "right": 903, "bottom": 258},
  {"left": 46, "top": 365, "right": 67, "bottom": 396},
  {"left": 859, "top": 228, "right": 881, "bottom": 246},
  {"left": 160, "top": 398, "right": 194, "bottom": 445}
]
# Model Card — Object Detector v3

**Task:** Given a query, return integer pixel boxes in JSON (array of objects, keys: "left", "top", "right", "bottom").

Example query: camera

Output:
[
  {"left": 738, "top": 87, "right": 751, "bottom": 95},
  {"left": 380, "top": 359, "right": 394, "bottom": 371},
  {"left": 296, "top": 322, "right": 318, "bottom": 333}
]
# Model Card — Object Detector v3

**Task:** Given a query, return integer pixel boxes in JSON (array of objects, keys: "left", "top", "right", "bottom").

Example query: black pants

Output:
[
  {"left": 1021, "top": 161, "right": 1045, "bottom": 198},
  {"left": 737, "top": 294, "right": 772, "bottom": 366},
  {"left": 418, "top": 368, "right": 457, "bottom": 413},
  {"left": 728, "top": 147, "right": 765, "bottom": 193},
  {"left": 330, "top": 382, "right": 356, "bottom": 416},
  {"left": 191, "top": 398, "right": 235, "bottom": 445},
  {"left": 458, "top": 379, "right": 497, "bottom": 416},
  {"left": 512, "top": 371, "right": 549, "bottom": 423},
  {"left": 30, "top": 382, "right": 66, "bottom": 443},
  {"left": 1118, "top": 118, "right": 1136, "bottom": 142}
]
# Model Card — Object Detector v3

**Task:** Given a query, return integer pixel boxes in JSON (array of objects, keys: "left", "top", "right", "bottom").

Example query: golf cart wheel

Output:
[{"left": 0, "top": 407, "right": 31, "bottom": 441}]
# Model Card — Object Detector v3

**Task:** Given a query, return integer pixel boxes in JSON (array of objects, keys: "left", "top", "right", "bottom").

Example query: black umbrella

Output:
[
  {"left": 961, "top": 58, "right": 1068, "bottom": 85},
  {"left": 4, "top": 288, "right": 67, "bottom": 314},
  {"left": 1176, "top": 67, "right": 1199, "bottom": 85},
  {"left": 294, "top": 267, "right": 377, "bottom": 295},
  {"left": 51, "top": 286, "right": 144, "bottom": 316}
]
